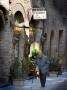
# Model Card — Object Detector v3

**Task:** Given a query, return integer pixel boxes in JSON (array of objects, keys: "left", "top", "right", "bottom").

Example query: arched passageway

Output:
[
  {"left": 58, "top": 30, "right": 64, "bottom": 57},
  {"left": 13, "top": 11, "right": 29, "bottom": 79},
  {"left": 14, "top": 11, "right": 24, "bottom": 24},
  {"left": 50, "top": 31, "right": 55, "bottom": 57}
]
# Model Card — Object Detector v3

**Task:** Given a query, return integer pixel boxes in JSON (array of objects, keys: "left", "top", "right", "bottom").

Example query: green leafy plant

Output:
[{"left": 28, "top": 49, "right": 39, "bottom": 76}]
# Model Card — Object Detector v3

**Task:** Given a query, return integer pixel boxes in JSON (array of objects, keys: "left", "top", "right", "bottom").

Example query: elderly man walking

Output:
[{"left": 37, "top": 51, "right": 49, "bottom": 88}]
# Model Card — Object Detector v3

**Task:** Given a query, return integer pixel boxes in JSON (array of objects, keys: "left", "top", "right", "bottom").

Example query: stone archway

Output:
[
  {"left": 13, "top": 10, "right": 29, "bottom": 79},
  {"left": 14, "top": 11, "right": 24, "bottom": 59},
  {"left": 14, "top": 11, "right": 24, "bottom": 62},
  {"left": 12, "top": 3, "right": 26, "bottom": 21},
  {"left": 14, "top": 11, "right": 24, "bottom": 24}
]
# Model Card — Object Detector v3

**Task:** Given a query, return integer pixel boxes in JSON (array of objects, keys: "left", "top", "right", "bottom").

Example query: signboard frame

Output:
[{"left": 32, "top": 8, "right": 47, "bottom": 20}]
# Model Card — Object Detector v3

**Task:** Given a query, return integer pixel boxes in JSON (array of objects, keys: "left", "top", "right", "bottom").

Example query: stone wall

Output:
[
  {"left": 0, "top": 8, "right": 13, "bottom": 84},
  {"left": 43, "top": 0, "right": 66, "bottom": 69}
]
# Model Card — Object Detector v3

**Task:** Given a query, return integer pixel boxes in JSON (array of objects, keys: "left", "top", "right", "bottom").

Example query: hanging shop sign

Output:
[{"left": 33, "top": 8, "right": 47, "bottom": 20}]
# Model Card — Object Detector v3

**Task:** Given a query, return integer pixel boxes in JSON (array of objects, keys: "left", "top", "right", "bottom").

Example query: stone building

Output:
[
  {"left": 43, "top": 0, "right": 67, "bottom": 70},
  {"left": 0, "top": 0, "right": 32, "bottom": 84},
  {"left": 10, "top": 0, "right": 32, "bottom": 78},
  {"left": 0, "top": 0, "right": 47, "bottom": 84},
  {"left": 0, "top": 0, "right": 13, "bottom": 84}
]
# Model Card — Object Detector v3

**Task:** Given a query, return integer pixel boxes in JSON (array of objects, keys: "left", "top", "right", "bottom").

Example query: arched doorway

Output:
[
  {"left": 14, "top": 11, "right": 24, "bottom": 59},
  {"left": 50, "top": 31, "right": 55, "bottom": 57},
  {"left": 13, "top": 11, "right": 29, "bottom": 79},
  {"left": 14, "top": 11, "right": 24, "bottom": 24}
]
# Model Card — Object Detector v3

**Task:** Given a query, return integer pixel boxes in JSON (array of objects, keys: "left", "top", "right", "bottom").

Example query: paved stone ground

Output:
[{"left": 0, "top": 74, "right": 66, "bottom": 90}]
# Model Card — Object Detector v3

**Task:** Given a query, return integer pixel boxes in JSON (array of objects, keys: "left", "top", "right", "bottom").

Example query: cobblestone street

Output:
[{"left": 0, "top": 74, "right": 66, "bottom": 90}]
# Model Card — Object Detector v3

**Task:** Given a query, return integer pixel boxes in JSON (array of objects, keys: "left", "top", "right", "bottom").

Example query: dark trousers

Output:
[{"left": 39, "top": 70, "right": 47, "bottom": 87}]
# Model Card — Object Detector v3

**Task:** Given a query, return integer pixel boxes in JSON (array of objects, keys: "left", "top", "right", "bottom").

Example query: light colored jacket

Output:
[{"left": 37, "top": 55, "right": 49, "bottom": 74}]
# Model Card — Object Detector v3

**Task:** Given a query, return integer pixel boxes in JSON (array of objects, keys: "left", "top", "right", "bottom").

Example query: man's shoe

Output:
[
  {"left": 41, "top": 86, "right": 45, "bottom": 88},
  {"left": 41, "top": 86, "right": 45, "bottom": 90}
]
